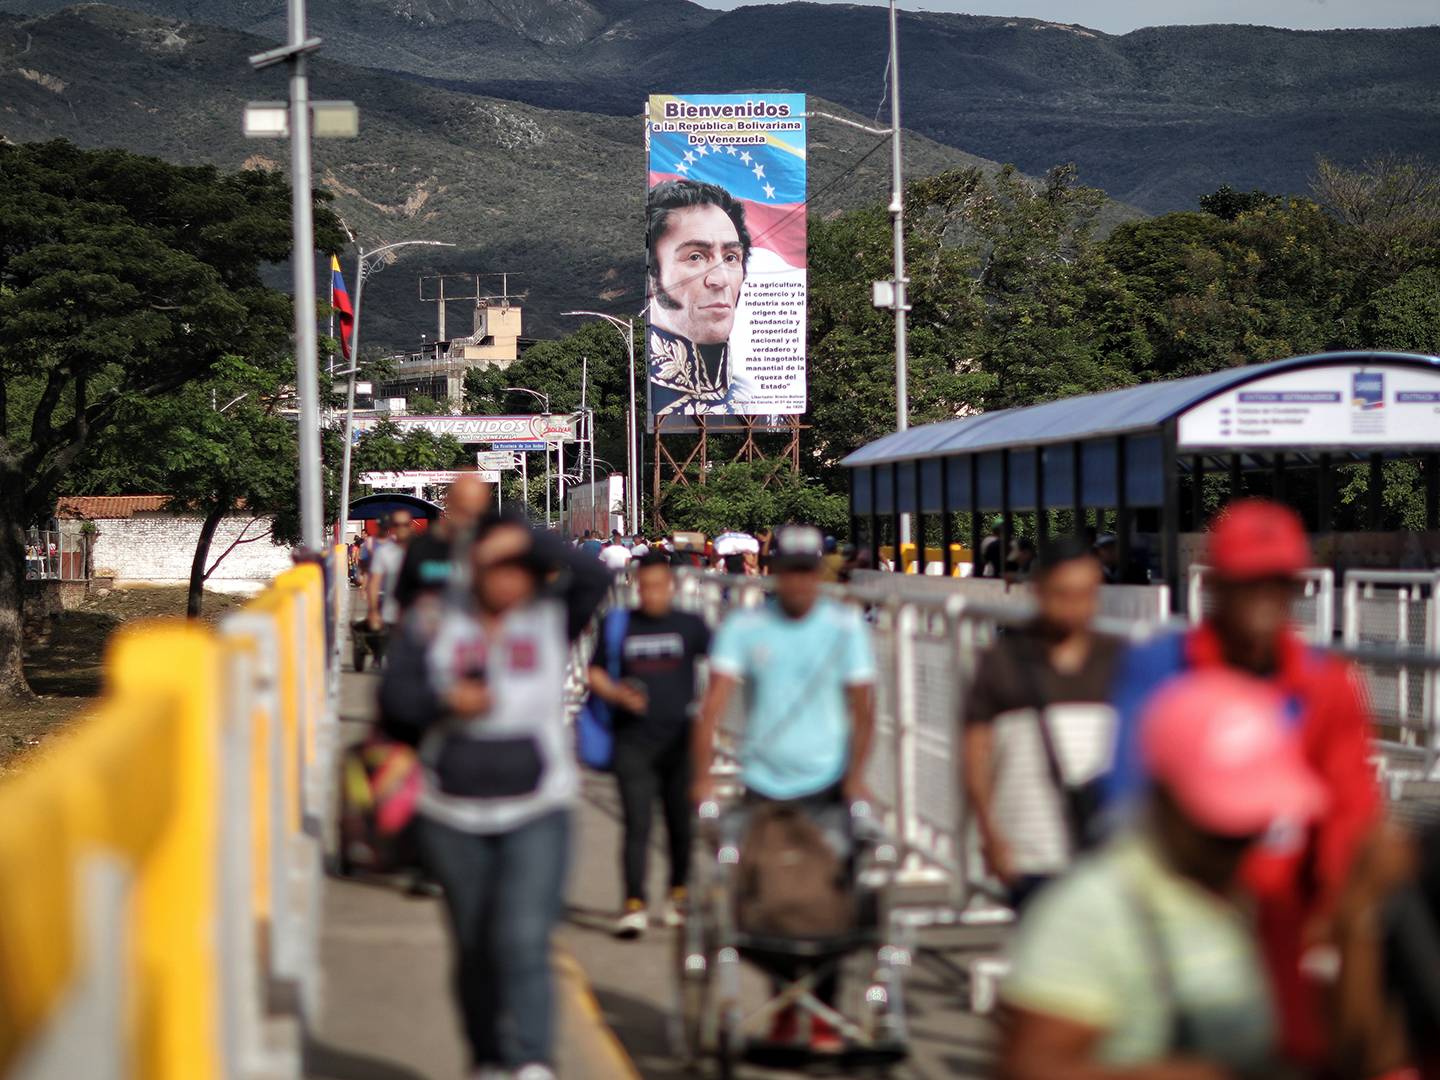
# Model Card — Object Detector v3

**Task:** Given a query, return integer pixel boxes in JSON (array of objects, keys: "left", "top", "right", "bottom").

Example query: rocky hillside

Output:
[
  {"left": 0, "top": 4, "right": 1019, "bottom": 345},
  {"left": 3, "top": 0, "right": 1435, "bottom": 211}
]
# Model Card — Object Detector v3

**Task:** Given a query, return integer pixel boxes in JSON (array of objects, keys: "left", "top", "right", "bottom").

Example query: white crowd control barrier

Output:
[
  {"left": 851, "top": 569, "right": 1173, "bottom": 625},
  {"left": 659, "top": 567, "right": 1440, "bottom": 928},
  {"left": 1188, "top": 564, "right": 1336, "bottom": 645},
  {"left": 1342, "top": 571, "right": 1440, "bottom": 783}
]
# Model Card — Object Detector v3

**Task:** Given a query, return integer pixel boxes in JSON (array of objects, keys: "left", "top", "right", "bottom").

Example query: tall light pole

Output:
[
  {"left": 503, "top": 386, "right": 551, "bottom": 528},
  {"left": 563, "top": 310, "right": 638, "bottom": 536},
  {"left": 888, "top": 0, "right": 910, "bottom": 546},
  {"left": 334, "top": 239, "right": 454, "bottom": 541}
]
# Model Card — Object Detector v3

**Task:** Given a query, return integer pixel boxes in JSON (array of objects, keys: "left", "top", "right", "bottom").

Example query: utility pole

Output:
[
  {"left": 562, "top": 310, "right": 638, "bottom": 536},
  {"left": 870, "top": 0, "right": 911, "bottom": 550},
  {"left": 889, "top": 0, "right": 909, "bottom": 439},
  {"left": 334, "top": 239, "right": 453, "bottom": 542}
]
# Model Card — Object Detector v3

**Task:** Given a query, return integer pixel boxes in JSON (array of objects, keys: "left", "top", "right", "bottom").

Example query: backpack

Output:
[
  {"left": 576, "top": 609, "right": 629, "bottom": 771},
  {"left": 337, "top": 734, "right": 421, "bottom": 877},
  {"left": 735, "top": 802, "right": 856, "bottom": 939}
]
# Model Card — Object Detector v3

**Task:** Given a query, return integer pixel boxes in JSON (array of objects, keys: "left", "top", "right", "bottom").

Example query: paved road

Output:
[{"left": 309, "top": 617, "right": 998, "bottom": 1078}]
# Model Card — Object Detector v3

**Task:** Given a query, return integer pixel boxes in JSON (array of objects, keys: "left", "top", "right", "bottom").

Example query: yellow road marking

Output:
[{"left": 555, "top": 946, "right": 643, "bottom": 1079}]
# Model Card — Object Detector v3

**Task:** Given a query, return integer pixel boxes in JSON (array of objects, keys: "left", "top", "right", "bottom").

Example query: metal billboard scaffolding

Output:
[{"left": 651, "top": 414, "right": 804, "bottom": 532}]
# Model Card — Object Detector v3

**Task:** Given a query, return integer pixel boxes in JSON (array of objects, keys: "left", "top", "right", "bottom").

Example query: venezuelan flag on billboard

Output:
[{"left": 646, "top": 93, "right": 806, "bottom": 428}]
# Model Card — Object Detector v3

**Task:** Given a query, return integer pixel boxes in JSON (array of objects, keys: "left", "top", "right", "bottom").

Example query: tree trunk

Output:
[
  {"left": 0, "top": 512, "right": 32, "bottom": 698},
  {"left": 187, "top": 502, "right": 227, "bottom": 619}
]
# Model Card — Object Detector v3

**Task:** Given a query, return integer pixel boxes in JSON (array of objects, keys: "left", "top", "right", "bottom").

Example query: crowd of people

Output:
[{"left": 345, "top": 484, "right": 1439, "bottom": 1080}]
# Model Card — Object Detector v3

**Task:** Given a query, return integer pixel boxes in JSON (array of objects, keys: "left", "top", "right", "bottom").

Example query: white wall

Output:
[{"left": 91, "top": 513, "right": 294, "bottom": 584}]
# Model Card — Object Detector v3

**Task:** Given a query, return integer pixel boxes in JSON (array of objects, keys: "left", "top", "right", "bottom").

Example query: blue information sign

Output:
[{"left": 490, "top": 441, "right": 547, "bottom": 451}]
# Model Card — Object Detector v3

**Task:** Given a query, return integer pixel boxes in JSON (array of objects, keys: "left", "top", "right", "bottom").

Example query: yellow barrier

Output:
[
  {"left": 0, "top": 559, "right": 335, "bottom": 1080},
  {"left": 876, "top": 543, "right": 973, "bottom": 573}
]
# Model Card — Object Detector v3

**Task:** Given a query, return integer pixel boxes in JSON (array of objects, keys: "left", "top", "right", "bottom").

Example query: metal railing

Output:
[
  {"left": 660, "top": 568, "right": 1440, "bottom": 925},
  {"left": 1188, "top": 563, "right": 1335, "bottom": 645}
]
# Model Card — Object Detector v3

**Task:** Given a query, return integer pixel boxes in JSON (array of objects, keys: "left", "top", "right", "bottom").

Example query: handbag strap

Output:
[
  {"left": 1013, "top": 633, "right": 1087, "bottom": 850},
  {"left": 744, "top": 614, "right": 855, "bottom": 749}
]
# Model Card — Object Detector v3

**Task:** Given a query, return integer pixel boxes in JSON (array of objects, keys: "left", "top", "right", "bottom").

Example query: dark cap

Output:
[{"left": 770, "top": 525, "right": 824, "bottom": 571}]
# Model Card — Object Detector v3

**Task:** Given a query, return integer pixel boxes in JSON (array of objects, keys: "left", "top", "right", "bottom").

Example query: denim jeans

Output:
[{"left": 420, "top": 809, "right": 571, "bottom": 1069}]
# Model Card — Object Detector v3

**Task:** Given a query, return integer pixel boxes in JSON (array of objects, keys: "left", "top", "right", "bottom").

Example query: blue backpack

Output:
[{"left": 576, "top": 609, "right": 629, "bottom": 771}]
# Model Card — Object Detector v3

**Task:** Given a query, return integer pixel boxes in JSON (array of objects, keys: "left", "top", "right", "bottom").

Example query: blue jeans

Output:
[{"left": 420, "top": 809, "right": 572, "bottom": 1069}]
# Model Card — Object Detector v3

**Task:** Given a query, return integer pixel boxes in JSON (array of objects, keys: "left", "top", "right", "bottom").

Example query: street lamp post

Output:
[
  {"left": 334, "top": 239, "right": 455, "bottom": 542},
  {"left": 562, "top": 310, "right": 638, "bottom": 536},
  {"left": 503, "top": 386, "right": 552, "bottom": 528}
]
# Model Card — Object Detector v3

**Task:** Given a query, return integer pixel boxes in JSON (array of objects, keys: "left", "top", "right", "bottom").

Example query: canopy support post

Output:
[{"left": 940, "top": 457, "right": 955, "bottom": 576}]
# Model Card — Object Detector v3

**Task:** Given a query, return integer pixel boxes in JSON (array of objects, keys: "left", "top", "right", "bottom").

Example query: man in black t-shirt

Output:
[
  {"left": 962, "top": 535, "right": 1123, "bottom": 911},
  {"left": 589, "top": 550, "right": 711, "bottom": 938}
]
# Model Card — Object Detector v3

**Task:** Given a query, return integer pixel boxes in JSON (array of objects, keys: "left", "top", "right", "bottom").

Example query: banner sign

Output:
[
  {"left": 1178, "top": 363, "right": 1440, "bottom": 448},
  {"left": 645, "top": 93, "right": 807, "bottom": 428},
  {"left": 351, "top": 414, "right": 579, "bottom": 443},
  {"left": 475, "top": 451, "right": 519, "bottom": 471},
  {"left": 360, "top": 470, "right": 500, "bottom": 486}
]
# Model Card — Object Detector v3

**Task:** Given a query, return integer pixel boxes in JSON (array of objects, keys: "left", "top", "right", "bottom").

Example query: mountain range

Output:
[{"left": 1, "top": 0, "right": 1437, "bottom": 345}]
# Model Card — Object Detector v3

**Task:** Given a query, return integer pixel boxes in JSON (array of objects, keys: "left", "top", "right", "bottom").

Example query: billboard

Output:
[{"left": 646, "top": 93, "right": 807, "bottom": 428}]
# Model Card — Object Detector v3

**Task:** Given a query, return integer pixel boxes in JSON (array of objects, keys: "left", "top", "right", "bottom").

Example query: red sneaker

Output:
[
  {"left": 766, "top": 1005, "right": 799, "bottom": 1045},
  {"left": 810, "top": 1014, "right": 844, "bottom": 1054}
]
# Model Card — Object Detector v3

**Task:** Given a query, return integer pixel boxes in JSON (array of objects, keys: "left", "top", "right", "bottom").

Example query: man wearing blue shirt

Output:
[
  {"left": 689, "top": 525, "right": 877, "bottom": 1053},
  {"left": 691, "top": 524, "right": 877, "bottom": 809}
]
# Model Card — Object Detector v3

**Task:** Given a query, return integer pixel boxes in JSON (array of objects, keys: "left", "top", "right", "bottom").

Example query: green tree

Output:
[
  {"left": 1199, "top": 185, "right": 1278, "bottom": 221},
  {"left": 0, "top": 139, "right": 342, "bottom": 695},
  {"left": 662, "top": 461, "right": 849, "bottom": 537},
  {"left": 71, "top": 355, "right": 301, "bottom": 617}
]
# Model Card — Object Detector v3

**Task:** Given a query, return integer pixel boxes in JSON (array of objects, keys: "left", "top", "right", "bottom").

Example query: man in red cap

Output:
[
  {"left": 1105, "top": 498, "right": 1382, "bottom": 1073},
  {"left": 1003, "top": 669, "right": 1327, "bottom": 1077}
]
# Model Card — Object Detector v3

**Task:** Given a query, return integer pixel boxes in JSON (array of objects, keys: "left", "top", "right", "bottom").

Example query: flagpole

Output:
[{"left": 328, "top": 260, "right": 335, "bottom": 377}]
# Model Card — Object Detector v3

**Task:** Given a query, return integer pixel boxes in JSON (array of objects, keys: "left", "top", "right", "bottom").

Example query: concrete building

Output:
[{"left": 376, "top": 298, "right": 530, "bottom": 410}]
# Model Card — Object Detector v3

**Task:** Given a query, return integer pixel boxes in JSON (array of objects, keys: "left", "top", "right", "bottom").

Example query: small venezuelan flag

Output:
[{"left": 330, "top": 255, "right": 354, "bottom": 360}]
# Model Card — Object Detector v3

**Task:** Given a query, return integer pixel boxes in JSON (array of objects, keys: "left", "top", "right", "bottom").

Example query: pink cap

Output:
[{"left": 1141, "top": 670, "right": 1326, "bottom": 837}]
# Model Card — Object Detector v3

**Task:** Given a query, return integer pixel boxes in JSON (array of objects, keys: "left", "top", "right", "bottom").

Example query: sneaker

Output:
[
  {"left": 810, "top": 1014, "right": 844, "bottom": 1054},
  {"left": 661, "top": 886, "right": 687, "bottom": 928},
  {"left": 512, "top": 1066, "right": 556, "bottom": 1080},
  {"left": 614, "top": 900, "right": 648, "bottom": 939},
  {"left": 766, "top": 1005, "right": 799, "bottom": 1045}
]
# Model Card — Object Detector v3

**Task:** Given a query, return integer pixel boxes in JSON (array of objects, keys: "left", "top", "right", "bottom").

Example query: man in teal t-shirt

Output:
[
  {"left": 691, "top": 524, "right": 877, "bottom": 807},
  {"left": 690, "top": 524, "right": 877, "bottom": 1052}
]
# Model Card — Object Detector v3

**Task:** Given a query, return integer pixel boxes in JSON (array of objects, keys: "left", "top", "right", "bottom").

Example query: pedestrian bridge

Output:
[{"left": 3, "top": 557, "right": 1439, "bottom": 1079}]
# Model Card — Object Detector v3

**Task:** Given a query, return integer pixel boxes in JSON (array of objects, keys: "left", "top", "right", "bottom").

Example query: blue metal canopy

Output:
[{"left": 842, "top": 351, "right": 1440, "bottom": 469}]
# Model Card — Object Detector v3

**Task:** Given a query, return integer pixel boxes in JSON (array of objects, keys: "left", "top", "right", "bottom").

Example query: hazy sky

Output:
[{"left": 698, "top": 0, "right": 1439, "bottom": 35}]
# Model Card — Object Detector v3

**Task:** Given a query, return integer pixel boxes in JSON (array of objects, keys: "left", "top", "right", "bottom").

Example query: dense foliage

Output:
[{"left": 0, "top": 140, "right": 343, "bottom": 691}]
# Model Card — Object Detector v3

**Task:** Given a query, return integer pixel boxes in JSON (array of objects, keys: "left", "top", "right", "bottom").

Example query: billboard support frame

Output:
[{"left": 651, "top": 415, "right": 804, "bottom": 531}]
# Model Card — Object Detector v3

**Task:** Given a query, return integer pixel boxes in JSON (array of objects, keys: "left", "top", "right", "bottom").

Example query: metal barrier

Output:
[
  {"left": 851, "top": 569, "right": 1172, "bottom": 624},
  {"left": 0, "top": 554, "right": 341, "bottom": 1079},
  {"left": 667, "top": 568, "right": 1440, "bottom": 925},
  {"left": 1187, "top": 564, "right": 1335, "bottom": 644},
  {"left": 1342, "top": 570, "right": 1440, "bottom": 762}
]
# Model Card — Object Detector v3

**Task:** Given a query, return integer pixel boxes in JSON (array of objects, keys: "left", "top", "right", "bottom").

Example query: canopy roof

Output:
[
  {"left": 842, "top": 351, "right": 1440, "bottom": 469},
  {"left": 345, "top": 493, "right": 442, "bottom": 521}
]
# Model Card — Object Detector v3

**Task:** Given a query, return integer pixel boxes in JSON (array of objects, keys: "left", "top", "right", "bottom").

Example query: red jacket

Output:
[{"left": 1185, "top": 623, "right": 1382, "bottom": 1068}]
